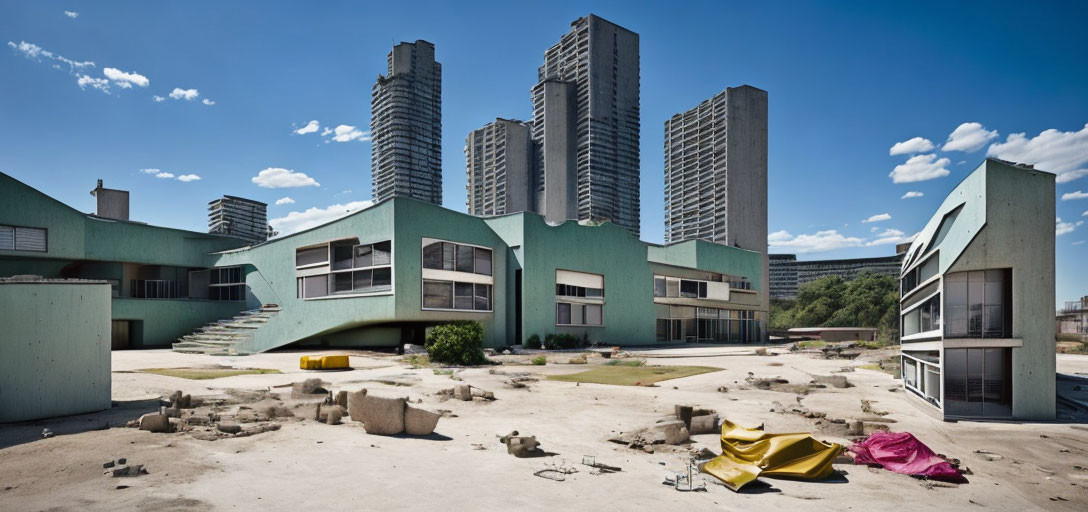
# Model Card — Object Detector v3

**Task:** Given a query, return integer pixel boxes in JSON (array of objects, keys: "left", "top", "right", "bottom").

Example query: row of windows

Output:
[
  {"left": 0, "top": 224, "right": 47, "bottom": 252},
  {"left": 422, "top": 241, "right": 492, "bottom": 276},
  {"left": 210, "top": 266, "right": 243, "bottom": 285},
  {"left": 297, "top": 268, "right": 392, "bottom": 299},
  {"left": 332, "top": 241, "right": 392, "bottom": 270},
  {"left": 555, "top": 284, "right": 603, "bottom": 298},
  {"left": 903, "top": 294, "right": 941, "bottom": 337},
  {"left": 210, "top": 284, "right": 245, "bottom": 301},
  {"left": 945, "top": 270, "right": 1009, "bottom": 338},
  {"left": 422, "top": 280, "right": 492, "bottom": 311},
  {"left": 654, "top": 277, "right": 707, "bottom": 299},
  {"left": 557, "top": 302, "right": 603, "bottom": 326}
]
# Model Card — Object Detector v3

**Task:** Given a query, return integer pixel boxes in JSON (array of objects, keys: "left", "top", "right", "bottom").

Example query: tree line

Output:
[{"left": 770, "top": 272, "right": 899, "bottom": 339}]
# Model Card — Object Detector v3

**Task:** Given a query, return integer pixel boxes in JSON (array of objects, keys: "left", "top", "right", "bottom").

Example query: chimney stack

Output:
[{"left": 89, "top": 179, "right": 130, "bottom": 221}]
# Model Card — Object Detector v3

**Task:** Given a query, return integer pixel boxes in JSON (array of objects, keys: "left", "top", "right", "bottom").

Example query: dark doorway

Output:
[
  {"left": 944, "top": 347, "right": 1012, "bottom": 417},
  {"left": 515, "top": 269, "right": 523, "bottom": 344},
  {"left": 111, "top": 320, "right": 131, "bottom": 350}
]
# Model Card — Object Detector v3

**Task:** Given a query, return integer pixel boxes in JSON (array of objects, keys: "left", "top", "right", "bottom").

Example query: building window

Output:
[
  {"left": 944, "top": 270, "right": 1010, "bottom": 338},
  {"left": 653, "top": 277, "right": 666, "bottom": 297},
  {"left": 331, "top": 242, "right": 354, "bottom": 270},
  {"left": 422, "top": 279, "right": 491, "bottom": 311},
  {"left": 295, "top": 245, "right": 328, "bottom": 267},
  {"left": 556, "top": 302, "right": 603, "bottom": 326},
  {"left": 943, "top": 347, "right": 1011, "bottom": 417},
  {"left": 208, "top": 266, "right": 245, "bottom": 301},
  {"left": 0, "top": 224, "right": 47, "bottom": 252},
  {"left": 422, "top": 240, "right": 493, "bottom": 276},
  {"left": 902, "top": 293, "right": 941, "bottom": 337}
]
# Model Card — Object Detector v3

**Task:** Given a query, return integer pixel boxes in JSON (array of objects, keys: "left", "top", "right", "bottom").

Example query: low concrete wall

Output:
[{"left": 0, "top": 279, "right": 112, "bottom": 422}]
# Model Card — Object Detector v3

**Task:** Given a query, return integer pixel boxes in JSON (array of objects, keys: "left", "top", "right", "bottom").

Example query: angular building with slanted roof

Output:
[{"left": 898, "top": 158, "right": 1055, "bottom": 420}]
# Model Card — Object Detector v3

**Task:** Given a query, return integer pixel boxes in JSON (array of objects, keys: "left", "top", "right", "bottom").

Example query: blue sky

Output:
[{"left": 2, "top": 1, "right": 1087, "bottom": 302}]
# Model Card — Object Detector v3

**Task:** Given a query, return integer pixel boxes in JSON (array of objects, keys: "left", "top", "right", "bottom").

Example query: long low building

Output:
[
  {"left": 769, "top": 252, "right": 904, "bottom": 299},
  {"left": 0, "top": 172, "right": 768, "bottom": 354}
]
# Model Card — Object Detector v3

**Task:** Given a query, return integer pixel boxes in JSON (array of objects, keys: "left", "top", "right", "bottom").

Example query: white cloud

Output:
[
  {"left": 987, "top": 124, "right": 1088, "bottom": 183},
  {"left": 103, "top": 67, "right": 149, "bottom": 88},
  {"left": 889, "top": 153, "right": 951, "bottom": 183},
  {"left": 169, "top": 88, "right": 199, "bottom": 100},
  {"left": 1056, "top": 217, "right": 1080, "bottom": 236},
  {"left": 64, "top": 11, "right": 78, "bottom": 18},
  {"left": 329, "top": 124, "right": 369, "bottom": 143},
  {"left": 76, "top": 74, "right": 110, "bottom": 93},
  {"left": 269, "top": 200, "right": 375, "bottom": 236},
  {"left": 901, "top": 191, "right": 924, "bottom": 199},
  {"left": 866, "top": 228, "right": 908, "bottom": 246},
  {"left": 177, "top": 174, "right": 201, "bottom": 182},
  {"left": 942, "top": 122, "right": 998, "bottom": 152},
  {"left": 889, "top": 137, "right": 934, "bottom": 156},
  {"left": 275, "top": 197, "right": 295, "bottom": 205},
  {"left": 768, "top": 230, "right": 864, "bottom": 254},
  {"left": 152, "top": 95, "right": 165, "bottom": 102},
  {"left": 202, "top": 98, "right": 215, "bottom": 106},
  {"left": 155, "top": 172, "right": 175, "bottom": 179},
  {"left": 1084, "top": 210, "right": 1088, "bottom": 217},
  {"left": 1063, "top": 191, "right": 1088, "bottom": 201},
  {"left": 294, "top": 120, "right": 320, "bottom": 135},
  {"left": 251, "top": 168, "right": 320, "bottom": 188},
  {"left": 862, "top": 213, "right": 892, "bottom": 223},
  {"left": 140, "top": 168, "right": 161, "bottom": 174},
  {"left": 8, "top": 41, "right": 95, "bottom": 74},
  {"left": 1074, "top": 240, "right": 1086, "bottom": 246},
  {"left": 321, "top": 127, "right": 333, "bottom": 136}
]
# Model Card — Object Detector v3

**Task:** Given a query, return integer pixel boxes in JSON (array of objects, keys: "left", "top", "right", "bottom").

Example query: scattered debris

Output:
[
  {"left": 292, "top": 378, "right": 329, "bottom": 397},
  {"left": 41, "top": 428, "right": 54, "bottom": 439},
  {"left": 109, "top": 465, "right": 148, "bottom": 478},
  {"left": 581, "top": 455, "right": 621, "bottom": 473},
  {"left": 700, "top": 419, "right": 842, "bottom": 492},
  {"left": 664, "top": 462, "right": 707, "bottom": 491},
  {"left": 973, "top": 450, "right": 1004, "bottom": 462},
  {"left": 534, "top": 464, "right": 576, "bottom": 482},
  {"left": 501, "top": 431, "right": 545, "bottom": 457},
  {"left": 861, "top": 399, "right": 889, "bottom": 416},
  {"left": 138, "top": 413, "right": 174, "bottom": 433},
  {"left": 813, "top": 375, "right": 853, "bottom": 388},
  {"left": 608, "top": 420, "right": 690, "bottom": 451},
  {"left": 852, "top": 432, "right": 968, "bottom": 483}
]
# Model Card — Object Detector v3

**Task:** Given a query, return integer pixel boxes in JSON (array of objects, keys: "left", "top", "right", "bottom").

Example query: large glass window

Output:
[
  {"left": 680, "top": 280, "right": 699, "bottom": 298},
  {"left": 0, "top": 224, "right": 47, "bottom": 252},
  {"left": 423, "top": 279, "right": 490, "bottom": 311},
  {"left": 422, "top": 240, "right": 493, "bottom": 275},
  {"left": 944, "top": 269, "right": 1010, "bottom": 338},
  {"left": 903, "top": 293, "right": 941, "bottom": 336},
  {"left": 653, "top": 277, "right": 666, "bottom": 297},
  {"left": 296, "top": 246, "right": 328, "bottom": 267},
  {"left": 944, "top": 347, "right": 1011, "bottom": 417},
  {"left": 454, "top": 282, "right": 474, "bottom": 310},
  {"left": 423, "top": 280, "right": 452, "bottom": 309},
  {"left": 331, "top": 242, "right": 354, "bottom": 270}
]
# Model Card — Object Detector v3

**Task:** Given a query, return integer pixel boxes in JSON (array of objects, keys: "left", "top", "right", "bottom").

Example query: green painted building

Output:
[{"left": 1, "top": 171, "right": 768, "bottom": 354}]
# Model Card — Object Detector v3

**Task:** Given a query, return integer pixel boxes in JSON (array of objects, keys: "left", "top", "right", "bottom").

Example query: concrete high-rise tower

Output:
[
  {"left": 465, "top": 118, "right": 533, "bottom": 216},
  {"left": 664, "top": 85, "right": 768, "bottom": 311},
  {"left": 531, "top": 15, "right": 640, "bottom": 236},
  {"left": 208, "top": 195, "right": 269, "bottom": 245},
  {"left": 371, "top": 40, "right": 442, "bottom": 205}
]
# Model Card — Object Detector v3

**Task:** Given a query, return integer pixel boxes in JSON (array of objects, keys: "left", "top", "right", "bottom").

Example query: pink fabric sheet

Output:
[{"left": 851, "top": 431, "right": 967, "bottom": 483}]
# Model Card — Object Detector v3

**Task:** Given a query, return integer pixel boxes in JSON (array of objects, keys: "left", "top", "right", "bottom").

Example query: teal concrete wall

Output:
[
  {"left": 0, "top": 281, "right": 111, "bottom": 422},
  {"left": 112, "top": 298, "right": 247, "bottom": 348}
]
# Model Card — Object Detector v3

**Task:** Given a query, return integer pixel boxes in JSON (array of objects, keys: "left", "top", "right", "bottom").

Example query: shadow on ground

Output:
[{"left": 0, "top": 399, "right": 161, "bottom": 450}]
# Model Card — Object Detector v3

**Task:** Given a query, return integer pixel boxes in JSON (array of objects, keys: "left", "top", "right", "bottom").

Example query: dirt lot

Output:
[{"left": 2, "top": 345, "right": 1087, "bottom": 511}]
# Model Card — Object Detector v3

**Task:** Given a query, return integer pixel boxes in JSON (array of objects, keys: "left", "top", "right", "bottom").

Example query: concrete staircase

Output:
[{"left": 171, "top": 305, "right": 282, "bottom": 356}]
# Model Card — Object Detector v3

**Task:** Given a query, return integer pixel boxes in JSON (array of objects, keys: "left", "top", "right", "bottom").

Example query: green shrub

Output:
[
  {"left": 525, "top": 334, "right": 542, "bottom": 349},
  {"left": 604, "top": 359, "right": 645, "bottom": 367},
  {"left": 531, "top": 355, "right": 547, "bottom": 365},
  {"left": 543, "top": 333, "right": 580, "bottom": 350},
  {"left": 425, "top": 321, "right": 487, "bottom": 365}
]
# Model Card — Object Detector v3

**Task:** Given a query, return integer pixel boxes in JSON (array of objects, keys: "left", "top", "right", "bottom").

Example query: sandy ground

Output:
[{"left": 2, "top": 345, "right": 1088, "bottom": 511}]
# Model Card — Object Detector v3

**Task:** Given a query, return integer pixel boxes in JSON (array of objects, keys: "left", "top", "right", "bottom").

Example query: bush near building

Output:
[
  {"left": 544, "top": 333, "right": 580, "bottom": 350},
  {"left": 525, "top": 334, "right": 542, "bottom": 349},
  {"left": 771, "top": 272, "right": 899, "bottom": 341},
  {"left": 426, "top": 321, "right": 488, "bottom": 365}
]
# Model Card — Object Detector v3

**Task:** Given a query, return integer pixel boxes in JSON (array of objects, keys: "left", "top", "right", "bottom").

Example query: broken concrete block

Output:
[
  {"left": 357, "top": 395, "right": 406, "bottom": 435},
  {"left": 111, "top": 465, "right": 147, "bottom": 477},
  {"left": 292, "top": 378, "right": 328, "bottom": 397},
  {"left": 847, "top": 420, "right": 864, "bottom": 436},
  {"left": 347, "top": 389, "right": 369, "bottom": 422},
  {"left": 689, "top": 415, "right": 719, "bottom": 435},
  {"left": 470, "top": 388, "right": 495, "bottom": 400},
  {"left": 674, "top": 405, "right": 694, "bottom": 429},
  {"left": 653, "top": 420, "right": 690, "bottom": 445},
  {"left": 505, "top": 436, "right": 541, "bottom": 457},
  {"left": 264, "top": 406, "right": 294, "bottom": 419},
  {"left": 335, "top": 391, "right": 348, "bottom": 409},
  {"left": 454, "top": 384, "right": 472, "bottom": 401},
  {"left": 138, "top": 414, "right": 172, "bottom": 433},
  {"left": 326, "top": 407, "right": 343, "bottom": 425},
  {"left": 217, "top": 423, "right": 242, "bottom": 434},
  {"left": 404, "top": 406, "right": 440, "bottom": 436}
]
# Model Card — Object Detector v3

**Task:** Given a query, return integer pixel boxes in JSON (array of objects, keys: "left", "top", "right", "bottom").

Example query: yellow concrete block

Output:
[
  {"left": 299, "top": 356, "right": 321, "bottom": 370},
  {"left": 320, "top": 355, "right": 349, "bottom": 370}
]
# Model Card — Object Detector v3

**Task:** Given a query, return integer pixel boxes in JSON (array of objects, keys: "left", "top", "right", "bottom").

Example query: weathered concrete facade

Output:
[
  {"left": 465, "top": 118, "right": 533, "bottom": 216},
  {"left": 0, "top": 277, "right": 111, "bottom": 422},
  {"left": 371, "top": 40, "right": 442, "bottom": 205},
  {"left": 898, "top": 159, "right": 1055, "bottom": 420}
]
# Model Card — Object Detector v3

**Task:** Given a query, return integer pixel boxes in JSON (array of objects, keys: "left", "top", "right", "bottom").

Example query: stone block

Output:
[
  {"left": 689, "top": 415, "right": 719, "bottom": 435},
  {"left": 138, "top": 414, "right": 172, "bottom": 433},
  {"left": 358, "top": 395, "right": 406, "bottom": 435},
  {"left": 347, "top": 389, "right": 368, "bottom": 422},
  {"left": 404, "top": 406, "right": 440, "bottom": 435},
  {"left": 454, "top": 384, "right": 472, "bottom": 401}
]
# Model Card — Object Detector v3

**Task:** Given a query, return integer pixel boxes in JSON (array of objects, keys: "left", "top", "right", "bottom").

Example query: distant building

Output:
[
  {"left": 899, "top": 158, "right": 1055, "bottom": 420},
  {"left": 371, "top": 40, "right": 442, "bottom": 205},
  {"left": 769, "top": 253, "right": 905, "bottom": 299},
  {"left": 465, "top": 118, "right": 533, "bottom": 216},
  {"left": 90, "top": 179, "right": 129, "bottom": 221},
  {"left": 1057, "top": 296, "right": 1088, "bottom": 336},
  {"left": 208, "top": 196, "right": 269, "bottom": 245},
  {"left": 531, "top": 15, "right": 640, "bottom": 236}
]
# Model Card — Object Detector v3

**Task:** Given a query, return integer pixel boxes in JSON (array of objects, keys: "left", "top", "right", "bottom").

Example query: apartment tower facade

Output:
[
  {"left": 371, "top": 40, "right": 442, "bottom": 205},
  {"left": 531, "top": 15, "right": 640, "bottom": 236},
  {"left": 465, "top": 118, "right": 533, "bottom": 216},
  {"left": 208, "top": 195, "right": 269, "bottom": 245}
]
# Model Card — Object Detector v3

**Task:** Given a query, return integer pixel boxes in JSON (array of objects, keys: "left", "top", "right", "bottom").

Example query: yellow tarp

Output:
[{"left": 699, "top": 419, "right": 842, "bottom": 491}]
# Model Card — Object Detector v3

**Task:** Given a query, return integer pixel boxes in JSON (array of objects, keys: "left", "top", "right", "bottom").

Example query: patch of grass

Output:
[
  {"left": 432, "top": 368, "right": 454, "bottom": 376},
  {"left": 403, "top": 354, "right": 430, "bottom": 367},
  {"left": 856, "top": 340, "right": 892, "bottom": 350},
  {"left": 531, "top": 356, "right": 547, "bottom": 366},
  {"left": 603, "top": 359, "right": 645, "bottom": 367},
  {"left": 794, "top": 340, "right": 827, "bottom": 349},
  {"left": 548, "top": 365, "right": 720, "bottom": 386},
  {"left": 138, "top": 367, "right": 281, "bottom": 380}
]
